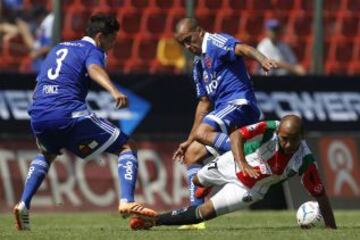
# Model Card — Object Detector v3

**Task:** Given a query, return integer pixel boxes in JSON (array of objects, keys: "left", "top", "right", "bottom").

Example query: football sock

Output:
[
  {"left": 20, "top": 154, "right": 50, "bottom": 209},
  {"left": 118, "top": 151, "right": 138, "bottom": 203},
  {"left": 187, "top": 164, "right": 204, "bottom": 206},
  {"left": 212, "top": 133, "right": 231, "bottom": 153},
  {"left": 156, "top": 206, "right": 203, "bottom": 225}
]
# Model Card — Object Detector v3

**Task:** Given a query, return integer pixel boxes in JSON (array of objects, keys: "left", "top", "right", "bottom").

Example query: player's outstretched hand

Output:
[
  {"left": 173, "top": 140, "right": 191, "bottom": 163},
  {"left": 113, "top": 91, "right": 128, "bottom": 109},
  {"left": 238, "top": 160, "right": 260, "bottom": 179},
  {"left": 261, "top": 59, "right": 278, "bottom": 73}
]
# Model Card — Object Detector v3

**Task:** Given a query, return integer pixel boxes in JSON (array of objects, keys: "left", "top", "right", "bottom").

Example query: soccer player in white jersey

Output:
[
  {"left": 130, "top": 115, "right": 337, "bottom": 230},
  {"left": 171, "top": 18, "right": 278, "bottom": 227}
]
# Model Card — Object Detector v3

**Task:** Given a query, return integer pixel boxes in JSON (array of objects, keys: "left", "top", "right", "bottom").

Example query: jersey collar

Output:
[
  {"left": 82, "top": 36, "right": 97, "bottom": 47},
  {"left": 202, "top": 32, "right": 210, "bottom": 54}
]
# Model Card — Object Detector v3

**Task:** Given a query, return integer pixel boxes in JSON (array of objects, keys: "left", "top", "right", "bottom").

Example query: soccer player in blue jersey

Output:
[
  {"left": 172, "top": 18, "right": 278, "bottom": 228},
  {"left": 13, "top": 14, "right": 157, "bottom": 231}
]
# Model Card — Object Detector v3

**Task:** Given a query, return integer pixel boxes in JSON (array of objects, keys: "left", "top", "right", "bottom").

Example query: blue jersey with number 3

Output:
[{"left": 29, "top": 37, "right": 105, "bottom": 120}]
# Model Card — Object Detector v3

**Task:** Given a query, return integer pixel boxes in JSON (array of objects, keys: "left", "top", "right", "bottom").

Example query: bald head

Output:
[
  {"left": 279, "top": 115, "right": 303, "bottom": 135},
  {"left": 174, "top": 18, "right": 204, "bottom": 55},
  {"left": 278, "top": 115, "right": 304, "bottom": 154},
  {"left": 175, "top": 18, "right": 199, "bottom": 35}
]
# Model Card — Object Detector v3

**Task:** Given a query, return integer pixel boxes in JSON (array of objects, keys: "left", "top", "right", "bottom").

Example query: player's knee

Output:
[
  {"left": 194, "top": 128, "right": 208, "bottom": 142},
  {"left": 184, "top": 142, "right": 207, "bottom": 166},
  {"left": 192, "top": 175, "right": 203, "bottom": 187}
]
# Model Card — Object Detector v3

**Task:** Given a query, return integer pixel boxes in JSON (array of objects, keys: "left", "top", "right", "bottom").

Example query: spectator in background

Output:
[
  {"left": 17, "top": 5, "right": 54, "bottom": 72},
  {"left": 0, "top": 0, "right": 25, "bottom": 43},
  {"left": 257, "top": 19, "right": 306, "bottom": 76}
]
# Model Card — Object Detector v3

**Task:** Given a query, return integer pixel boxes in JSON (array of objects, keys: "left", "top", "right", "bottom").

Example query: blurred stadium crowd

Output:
[{"left": 0, "top": 0, "right": 359, "bottom": 75}]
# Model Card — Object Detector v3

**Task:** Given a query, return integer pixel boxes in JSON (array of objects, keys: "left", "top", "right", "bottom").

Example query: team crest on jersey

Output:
[
  {"left": 204, "top": 56, "right": 212, "bottom": 68},
  {"left": 203, "top": 71, "right": 209, "bottom": 83}
]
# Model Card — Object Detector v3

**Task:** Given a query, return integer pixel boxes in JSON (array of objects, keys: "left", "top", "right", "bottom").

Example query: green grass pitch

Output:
[{"left": 1, "top": 210, "right": 359, "bottom": 240}]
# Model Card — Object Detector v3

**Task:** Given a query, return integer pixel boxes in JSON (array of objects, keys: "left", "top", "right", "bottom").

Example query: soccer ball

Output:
[{"left": 296, "top": 201, "right": 322, "bottom": 228}]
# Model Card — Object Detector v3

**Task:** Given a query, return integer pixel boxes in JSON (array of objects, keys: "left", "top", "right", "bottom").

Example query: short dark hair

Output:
[{"left": 85, "top": 13, "right": 120, "bottom": 37}]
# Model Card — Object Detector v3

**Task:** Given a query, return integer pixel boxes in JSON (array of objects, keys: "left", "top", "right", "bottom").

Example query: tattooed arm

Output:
[{"left": 235, "top": 43, "right": 277, "bottom": 73}]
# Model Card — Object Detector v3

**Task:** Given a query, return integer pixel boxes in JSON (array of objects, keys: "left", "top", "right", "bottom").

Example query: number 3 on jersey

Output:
[{"left": 47, "top": 48, "right": 68, "bottom": 80}]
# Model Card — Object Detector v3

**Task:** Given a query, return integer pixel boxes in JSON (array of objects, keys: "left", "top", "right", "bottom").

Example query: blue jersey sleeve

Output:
[
  {"left": 213, "top": 34, "right": 240, "bottom": 62},
  {"left": 193, "top": 57, "right": 207, "bottom": 98},
  {"left": 85, "top": 47, "right": 105, "bottom": 68}
]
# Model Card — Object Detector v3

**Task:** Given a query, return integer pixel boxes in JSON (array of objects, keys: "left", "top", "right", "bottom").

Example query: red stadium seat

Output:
[
  {"left": 166, "top": 9, "right": 186, "bottom": 34},
  {"left": 142, "top": 9, "right": 168, "bottom": 35},
  {"left": 252, "top": 0, "right": 273, "bottom": 11},
  {"left": 323, "top": 40, "right": 332, "bottom": 61},
  {"left": 335, "top": 41, "right": 354, "bottom": 63},
  {"left": 300, "top": 0, "right": 313, "bottom": 11},
  {"left": 80, "top": 0, "right": 98, "bottom": 8},
  {"left": 325, "top": 62, "right": 349, "bottom": 75},
  {"left": 107, "top": 59, "right": 126, "bottom": 72},
  {"left": 62, "top": 6, "right": 90, "bottom": 40},
  {"left": 323, "top": 0, "right": 342, "bottom": 12},
  {"left": 154, "top": 0, "right": 174, "bottom": 9},
  {"left": 124, "top": 59, "right": 152, "bottom": 74},
  {"left": 130, "top": 0, "right": 149, "bottom": 8},
  {"left": 323, "top": 14, "right": 339, "bottom": 37},
  {"left": 244, "top": 13, "right": 264, "bottom": 37},
  {"left": 204, "top": 0, "right": 223, "bottom": 10},
  {"left": 62, "top": 0, "right": 77, "bottom": 11},
  {"left": 275, "top": 0, "right": 295, "bottom": 10},
  {"left": 133, "top": 35, "right": 159, "bottom": 60},
  {"left": 346, "top": 0, "right": 360, "bottom": 11},
  {"left": 227, "top": 0, "right": 247, "bottom": 10},
  {"left": 216, "top": 10, "right": 241, "bottom": 35},
  {"left": 111, "top": 36, "right": 134, "bottom": 60},
  {"left": 5, "top": 36, "right": 29, "bottom": 58},
  {"left": 290, "top": 38, "right": 309, "bottom": 63},
  {"left": 106, "top": 0, "right": 126, "bottom": 8},
  {"left": 341, "top": 14, "right": 359, "bottom": 37},
  {"left": 196, "top": 10, "right": 216, "bottom": 32},
  {"left": 118, "top": 9, "right": 143, "bottom": 34},
  {"left": 293, "top": 13, "right": 313, "bottom": 36},
  {"left": 348, "top": 63, "right": 360, "bottom": 75},
  {"left": 91, "top": 5, "right": 115, "bottom": 15}
]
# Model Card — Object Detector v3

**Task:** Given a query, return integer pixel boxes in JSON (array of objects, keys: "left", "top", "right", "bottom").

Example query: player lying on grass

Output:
[{"left": 130, "top": 115, "right": 337, "bottom": 230}]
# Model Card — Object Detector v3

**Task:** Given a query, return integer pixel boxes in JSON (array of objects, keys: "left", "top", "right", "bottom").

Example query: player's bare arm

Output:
[
  {"left": 235, "top": 43, "right": 277, "bottom": 72},
  {"left": 87, "top": 64, "right": 128, "bottom": 109},
  {"left": 173, "top": 96, "right": 211, "bottom": 161},
  {"left": 315, "top": 192, "right": 337, "bottom": 229},
  {"left": 229, "top": 130, "right": 259, "bottom": 178}
]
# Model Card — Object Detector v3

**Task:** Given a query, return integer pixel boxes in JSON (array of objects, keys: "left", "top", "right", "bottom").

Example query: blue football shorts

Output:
[
  {"left": 202, "top": 103, "right": 261, "bottom": 134},
  {"left": 31, "top": 112, "right": 129, "bottom": 160}
]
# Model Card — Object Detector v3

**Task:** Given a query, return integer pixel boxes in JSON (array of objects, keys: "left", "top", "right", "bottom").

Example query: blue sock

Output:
[
  {"left": 118, "top": 151, "right": 138, "bottom": 203},
  {"left": 20, "top": 155, "right": 50, "bottom": 209},
  {"left": 213, "top": 133, "right": 231, "bottom": 153},
  {"left": 187, "top": 164, "right": 204, "bottom": 206}
]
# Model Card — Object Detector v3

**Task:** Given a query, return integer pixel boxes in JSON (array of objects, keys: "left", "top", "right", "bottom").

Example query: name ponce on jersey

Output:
[{"left": 42, "top": 85, "right": 59, "bottom": 94}]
